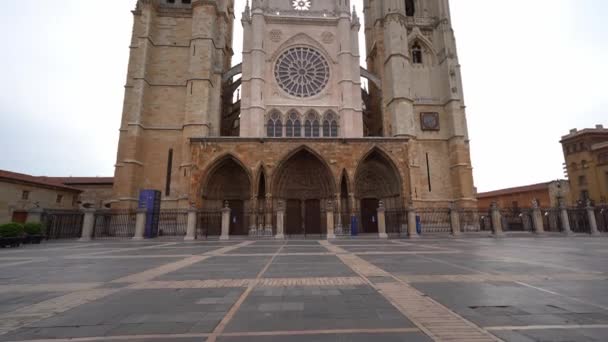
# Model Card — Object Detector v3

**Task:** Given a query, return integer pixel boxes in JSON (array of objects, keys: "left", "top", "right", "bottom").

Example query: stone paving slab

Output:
[
  {"left": 157, "top": 256, "right": 272, "bottom": 281},
  {"left": 217, "top": 331, "right": 432, "bottom": 342}
]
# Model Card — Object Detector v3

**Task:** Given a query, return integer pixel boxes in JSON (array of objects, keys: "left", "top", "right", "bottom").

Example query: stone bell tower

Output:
[
  {"left": 111, "top": 0, "right": 235, "bottom": 208},
  {"left": 363, "top": 0, "right": 475, "bottom": 205}
]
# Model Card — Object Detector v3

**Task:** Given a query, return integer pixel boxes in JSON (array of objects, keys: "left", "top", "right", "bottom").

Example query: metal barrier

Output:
[
  {"left": 459, "top": 210, "right": 492, "bottom": 232},
  {"left": 196, "top": 210, "right": 222, "bottom": 239},
  {"left": 42, "top": 210, "right": 83, "bottom": 240},
  {"left": 542, "top": 208, "right": 563, "bottom": 232},
  {"left": 158, "top": 210, "right": 188, "bottom": 237},
  {"left": 92, "top": 210, "right": 137, "bottom": 239},
  {"left": 500, "top": 209, "right": 533, "bottom": 232},
  {"left": 418, "top": 209, "right": 451, "bottom": 233},
  {"left": 568, "top": 208, "right": 590, "bottom": 234},
  {"left": 597, "top": 207, "right": 608, "bottom": 233},
  {"left": 385, "top": 208, "right": 407, "bottom": 237}
]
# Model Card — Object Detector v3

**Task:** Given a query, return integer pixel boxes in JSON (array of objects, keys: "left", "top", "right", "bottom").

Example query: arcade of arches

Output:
[{"left": 194, "top": 141, "right": 409, "bottom": 237}]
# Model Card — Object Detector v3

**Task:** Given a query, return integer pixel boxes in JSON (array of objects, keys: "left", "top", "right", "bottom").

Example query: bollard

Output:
[{"left": 79, "top": 208, "right": 96, "bottom": 242}]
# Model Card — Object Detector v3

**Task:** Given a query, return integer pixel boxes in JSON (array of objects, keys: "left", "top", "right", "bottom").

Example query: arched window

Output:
[
  {"left": 405, "top": 0, "right": 415, "bottom": 17},
  {"left": 323, "top": 112, "right": 339, "bottom": 137},
  {"left": 285, "top": 111, "right": 301, "bottom": 137},
  {"left": 267, "top": 112, "right": 283, "bottom": 137},
  {"left": 412, "top": 42, "right": 423, "bottom": 64},
  {"left": 304, "top": 112, "right": 320, "bottom": 137}
]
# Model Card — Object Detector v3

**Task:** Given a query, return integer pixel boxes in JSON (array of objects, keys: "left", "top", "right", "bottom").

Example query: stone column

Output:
[
  {"left": 79, "top": 208, "right": 96, "bottom": 242},
  {"left": 449, "top": 203, "right": 461, "bottom": 237},
  {"left": 335, "top": 194, "right": 343, "bottom": 235},
  {"left": 265, "top": 194, "right": 273, "bottom": 236},
  {"left": 249, "top": 197, "right": 258, "bottom": 237},
  {"left": 587, "top": 201, "right": 600, "bottom": 236},
  {"left": 491, "top": 203, "right": 504, "bottom": 236},
  {"left": 559, "top": 198, "right": 573, "bottom": 235},
  {"left": 377, "top": 201, "right": 388, "bottom": 239},
  {"left": 26, "top": 208, "right": 44, "bottom": 224},
  {"left": 221, "top": 202, "right": 231, "bottom": 241},
  {"left": 407, "top": 204, "right": 418, "bottom": 239},
  {"left": 327, "top": 200, "right": 336, "bottom": 239},
  {"left": 133, "top": 208, "right": 147, "bottom": 241},
  {"left": 184, "top": 209, "right": 198, "bottom": 241},
  {"left": 275, "top": 200, "right": 285, "bottom": 240},
  {"left": 531, "top": 199, "right": 545, "bottom": 235}
]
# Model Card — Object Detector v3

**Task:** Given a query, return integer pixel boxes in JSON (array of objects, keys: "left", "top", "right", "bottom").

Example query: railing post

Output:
[
  {"left": 407, "top": 203, "right": 418, "bottom": 239},
  {"left": 326, "top": 200, "right": 336, "bottom": 239},
  {"left": 335, "top": 194, "right": 343, "bottom": 235},
  {"left": 532, "top": 199, "right": 545, "bottom": 234},
  {"left": 449, "top": 203, "right": 461, "bottom": 236},
  {"left": 26, "top": 208, "right": 44, "bottom": 224},
  {"left": 265, "top": 194, "right": 273, "bottom": 237},
  {"left": 79, "top": 208, "right": 96, "bottom": 242},
  {"left": 491, "top": 202, "right": 504, "bottom": 236},
  {"left": 221, "top": 201, "right": 231, "bottom": 241},
  {"left": 185, "top": 208, "right": 198, "bottom": 241},
  {"left": 133, "top": 208, "right": 147, "bottom": 241},
  {"left": 275, "top": 200, "right": 285, "bottom": 240},
  {"left": 587, "top": 201, "right": 600, "bottom": 236},
  {"left": 559, "top": 198, "right": 573, "bottom": 235},
  {"left": 377, "top": 201, "right": 388, "bottom": 239},
  {"left": 249, "top": 197, "right": 257, "bottom": 237}
]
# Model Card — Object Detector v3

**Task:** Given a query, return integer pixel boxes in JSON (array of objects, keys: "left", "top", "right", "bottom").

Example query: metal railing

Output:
[
  {"left": 596, "top": 207, "right": 608, "bottom": 233},
  {"left": 158, "top": 210, "right": 188, "bottom": 237},
  {"left": 459, "top": 210, "right": 492, "bottom": 232},
  {"left": 196, "top": 210, "right": 222, "bottom": 239},
  {"left": 418, "top": 209, "right": 451, "bottom": 233},
  {"left": 542, "top": 208, "right": 563, "bottom": 232},
  {"left": 42, "top": 210, "right": 83, "bottom": 240},
  {"left": 92, "top": 210, "right": 137, "bottom": 239},
  {"left": 567, "top": 208, "right": 590, "bottom": 234},
  {"left": 385, "top": 208, "right": 408, "bottom": 237},
  {"left": 500, "top": 209, "right": 533, "bottom": 232}
]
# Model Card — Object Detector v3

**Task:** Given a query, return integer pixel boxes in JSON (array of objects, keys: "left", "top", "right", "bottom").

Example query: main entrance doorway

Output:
[
  {"left": 305, "top": 199, "right": 321, "bottom": 235},
  {"left": 228, "top": 200, "right": 246, "bottom": 236},
  {"left": 286, "top": 200, "right": 302, "bottom": 235},
  {"left": 284, "top": 199, "right": 322, "bottom": 236},
  {"left": 361, "top": 198, "right": 379, "bottom": 234}
]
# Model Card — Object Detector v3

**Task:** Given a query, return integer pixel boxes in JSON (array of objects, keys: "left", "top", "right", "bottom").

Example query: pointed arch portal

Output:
[{"left": 273, "top": 148, "right": 336, "bottom": 236}]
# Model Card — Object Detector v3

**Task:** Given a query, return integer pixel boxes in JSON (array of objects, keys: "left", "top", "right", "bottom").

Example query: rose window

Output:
[
  {"left": 292, "top": 0, "right": 311, "bottom": 11},
  {"left": 274, "top": 47, "right": 330, "bottom": 98}
]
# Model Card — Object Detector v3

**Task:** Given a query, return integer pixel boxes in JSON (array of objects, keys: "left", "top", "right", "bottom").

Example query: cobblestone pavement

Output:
[{"left": 0, "top": 237, "right": 607, "bottom": 341}]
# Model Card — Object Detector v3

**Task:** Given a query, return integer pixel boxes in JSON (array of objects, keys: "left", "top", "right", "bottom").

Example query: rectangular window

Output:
[
  {"left": 56, "top": 195, "right": 63, "bottom": 204},
  {"left": 22, "top": 191, "right": 30, "bottom": 200},
  {"left": 578, "top": 175, "right": 587, "bottom": 186},
  {"left": 512, "top": 201, "right": 519, "bottom": 209},
  {"left": 581, "top": 190, "right": 590, "bottom": 202}
]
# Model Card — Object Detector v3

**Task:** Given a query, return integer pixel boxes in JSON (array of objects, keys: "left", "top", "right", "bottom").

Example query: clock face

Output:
[
  {"left": 421, "top": 113, "right": 440, "bottom": 131},
  {"left": 292, "top": 0, "right": 311, "bottom": 11}
]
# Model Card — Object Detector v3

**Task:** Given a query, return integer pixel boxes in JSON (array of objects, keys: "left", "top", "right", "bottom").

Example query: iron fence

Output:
[
  {"left": 417, "top": 209, "right": 451, "bottom": 234},
  {"left": 158, "top": 210, "right": 188, "bottom": 237},
  {"left": 500, "top": 209, "right": 533, "bottom": 232},
  {"left": 597, "top": 207, "right": 608, "bottom": 233},
  {"left": 42, "top": 210, "right": 83, "bottom": 240},
  {"left": 459, "top": 210, "right": 492, "bottom": 232},
  {"left": 385, "top": 208, "right": 407, "bottom": 237},
  {"left": 542, "top": 208, "right": 562, "bottom": 232},
  {"left": 92, "top": 210, "right": 137, "bottom": 239},
  {"left": 568, "top": 208, "right": 590, "bottom": 234},
  {"left": 196, "top": 210, "right": 222, "bottom": 239}
]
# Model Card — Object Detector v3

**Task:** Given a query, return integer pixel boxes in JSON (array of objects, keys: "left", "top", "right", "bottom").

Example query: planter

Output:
[
  {"left": 0, "top": 237, "right": 22, "bottom": 248},
  {"left": 23, "top": 235, "right": 45, "bottom": 245}
]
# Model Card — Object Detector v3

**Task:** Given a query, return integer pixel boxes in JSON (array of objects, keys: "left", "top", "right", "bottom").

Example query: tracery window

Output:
[
  {"left": 285, "top": 111, "right": 302, "bottom": 137},
  {"left": 267, "top": 112, "right": 283, "bottom": 137},
  {"left": 412, "top": 42, "right": 423, "bottom": 64},
  {"left": 323, "top": 112, "right": 339, "bottom": 137},
  {"left": 274, "top": 47, "right": 330, "bottom": 98},
  {"left": 304, "top": 112, "right": 320, "bottom": 137}
]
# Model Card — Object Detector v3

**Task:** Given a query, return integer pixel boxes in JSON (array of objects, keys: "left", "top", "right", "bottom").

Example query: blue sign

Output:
[
  {"left": 416, "top": 215, "right": 422, "bottom": 235},
  {"left": 139, "top": 190, "right": 161, "bottom": 239},
  {"left": 351, "top": 216, "right": 358, "bottom": 236}
]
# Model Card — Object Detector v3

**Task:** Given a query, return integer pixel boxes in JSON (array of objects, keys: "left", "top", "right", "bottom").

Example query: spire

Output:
[
  {"left": 243, "top": 0, "right": 251, "bottom": 22},
  {"left": 352, "top": 5, "right": 360, "bottom": 26}
]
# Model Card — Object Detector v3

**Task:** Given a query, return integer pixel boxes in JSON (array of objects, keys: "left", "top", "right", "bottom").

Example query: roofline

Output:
[{"left": 477, "top": 180, "right": 567, "bottom": 199}]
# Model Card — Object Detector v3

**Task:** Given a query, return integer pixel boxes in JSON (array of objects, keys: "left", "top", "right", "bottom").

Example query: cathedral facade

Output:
[{"left": 112, "top": 0, "right": 475, "bottom": 236}]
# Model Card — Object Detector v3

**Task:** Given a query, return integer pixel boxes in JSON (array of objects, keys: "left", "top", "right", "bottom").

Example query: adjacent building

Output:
[
  {"left": 561, "top": 125, "right": 608, "bottom": 205},
  {"left": 476, "top": 180, "right": 571, "bottom": 211}
]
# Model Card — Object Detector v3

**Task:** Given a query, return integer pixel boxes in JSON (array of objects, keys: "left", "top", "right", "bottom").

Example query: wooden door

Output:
[
  {"left": 361, "top": 198, "right": 379, "bottom": 233},
  {"left": 305, "top": 199, "right": 321, "bottom": 235},
  {"left": 229, "top": 200, "right": 246, "bottom": 235},
  {"left": 286, "top": 200, "right": 302, "bottom": 236}
]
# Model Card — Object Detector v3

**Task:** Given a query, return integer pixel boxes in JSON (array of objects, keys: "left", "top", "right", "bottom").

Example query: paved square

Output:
[{"left": 0, "top": 237, "right": 607, "bottom": 341}]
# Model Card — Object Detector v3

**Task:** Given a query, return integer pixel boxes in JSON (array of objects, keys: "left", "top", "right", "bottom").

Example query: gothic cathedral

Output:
[{"left": 112, "top": 0, "right": 476, "bottom": 236}]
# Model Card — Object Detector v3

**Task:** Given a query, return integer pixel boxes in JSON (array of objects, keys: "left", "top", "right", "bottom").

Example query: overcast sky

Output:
[{"left": 0, "top": 0, "right": 606, "bottom": 192}]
